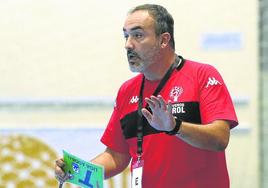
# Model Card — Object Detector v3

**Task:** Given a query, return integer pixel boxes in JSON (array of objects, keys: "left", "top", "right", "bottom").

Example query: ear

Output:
[{"left": 160, "top": 32, "right": 171, "bottom": 48}]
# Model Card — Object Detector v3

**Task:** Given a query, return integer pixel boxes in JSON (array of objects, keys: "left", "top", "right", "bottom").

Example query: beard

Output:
[
  {"left": 127, "top": 50, "right": 144, "bottom": 72},
  {"left": 127, "top": 46, "right": 160, "bottom": 73},
  {"left": 128, "top": 59, "right": 147, "bottom": 73}
]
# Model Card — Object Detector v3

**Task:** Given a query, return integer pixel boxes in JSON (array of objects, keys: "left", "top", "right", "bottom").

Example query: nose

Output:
[{"left": 125, "top": 37, "right": 134, "bottom": 50}]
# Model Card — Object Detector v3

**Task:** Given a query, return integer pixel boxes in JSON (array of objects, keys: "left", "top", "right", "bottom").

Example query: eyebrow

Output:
[{"left": 123, "top": 26, "right": 143, "bottom": 32}]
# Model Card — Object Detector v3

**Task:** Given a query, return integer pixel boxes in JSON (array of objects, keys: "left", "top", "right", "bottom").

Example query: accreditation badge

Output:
[{"left": 131, "top": 160, "right": 144, "bottom": 188}]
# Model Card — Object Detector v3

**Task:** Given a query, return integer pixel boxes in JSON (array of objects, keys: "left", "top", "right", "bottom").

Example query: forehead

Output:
[{"left": 123, "top": 10, "right": 155, "bottom": 32}]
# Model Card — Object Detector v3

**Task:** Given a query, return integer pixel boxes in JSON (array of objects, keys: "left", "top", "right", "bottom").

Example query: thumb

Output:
[{"left": 141, "top": 108, "right": 152, "bottom": 123}]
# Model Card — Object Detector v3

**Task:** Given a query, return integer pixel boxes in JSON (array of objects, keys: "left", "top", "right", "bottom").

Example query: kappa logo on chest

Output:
[{"left": 129, "top": 96, "right": 139, "bottom": 104}]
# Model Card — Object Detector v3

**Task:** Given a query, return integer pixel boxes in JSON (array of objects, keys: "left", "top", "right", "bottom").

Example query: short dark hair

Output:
[{"left": 129, "top": 4, "right": 175, "bottom": 50}]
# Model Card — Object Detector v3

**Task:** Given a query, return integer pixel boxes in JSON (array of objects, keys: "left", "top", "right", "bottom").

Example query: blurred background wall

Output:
[
  {"left": 260, "top": 0, "right": 268, "bottom": 187},
  {"left": 0, "top": 0, "right": 264, "bottom": 187}
]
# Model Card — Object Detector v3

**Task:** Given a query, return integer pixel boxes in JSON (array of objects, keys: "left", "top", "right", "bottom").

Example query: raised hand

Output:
[{"left": 141, "top": 95, "right": 176, "bottom": 132}]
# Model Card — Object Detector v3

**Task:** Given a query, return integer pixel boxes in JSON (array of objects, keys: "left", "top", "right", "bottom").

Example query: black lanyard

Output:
[{"left": 136, "top": 55, "right": 183, "bottom": 160}]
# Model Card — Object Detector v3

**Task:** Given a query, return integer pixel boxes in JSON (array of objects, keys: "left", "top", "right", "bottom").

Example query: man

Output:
[{"left": 55, "top": 4, "right": 238, "bottom": 188}]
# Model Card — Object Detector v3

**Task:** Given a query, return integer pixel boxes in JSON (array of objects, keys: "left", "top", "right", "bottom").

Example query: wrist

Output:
[{"left": 165, "top": 116, "right": 182, "bottom": 135}]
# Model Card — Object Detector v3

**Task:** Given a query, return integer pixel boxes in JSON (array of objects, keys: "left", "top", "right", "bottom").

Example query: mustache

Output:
[{"left": 127, "top": 50, "right": 139, "bottom": 59}]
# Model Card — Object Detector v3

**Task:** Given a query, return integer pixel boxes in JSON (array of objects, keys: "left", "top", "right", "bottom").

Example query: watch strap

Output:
[{"left": 165, "top": 117, "right": 182, "bottom": 135}]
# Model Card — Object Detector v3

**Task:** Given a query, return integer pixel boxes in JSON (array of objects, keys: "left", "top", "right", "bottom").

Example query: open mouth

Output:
[
  {"left": 129, "top": 55, "right": 138, "bottom": 63},
  {"left": 127, "top": 51, "right": 139, "bottom": 62},
  {"left": 128, "top": 54, "right": 135, "bottom": 59}
]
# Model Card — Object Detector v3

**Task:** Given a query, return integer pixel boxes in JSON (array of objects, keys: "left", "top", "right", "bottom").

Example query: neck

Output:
[{"left": 144, "top": 52, "right": 176, "bottom": 81}]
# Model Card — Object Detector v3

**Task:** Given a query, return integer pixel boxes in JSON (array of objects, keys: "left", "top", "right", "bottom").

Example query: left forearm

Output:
[
  {"left": 176, "top": 120, "right": 230, "bottom": 151},
  {"left": 141, "top": 95, "right": 231, "bottom": 151}
]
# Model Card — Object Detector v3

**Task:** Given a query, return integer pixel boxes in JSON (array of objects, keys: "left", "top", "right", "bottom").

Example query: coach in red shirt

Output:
[{"left": 56, "top": 4, "right": 238, "bottom": 188}]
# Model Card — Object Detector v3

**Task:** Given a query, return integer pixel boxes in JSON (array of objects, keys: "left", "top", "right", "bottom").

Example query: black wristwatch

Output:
[{"left": 165, "top": 116, "right": 182, "bottom": 135}]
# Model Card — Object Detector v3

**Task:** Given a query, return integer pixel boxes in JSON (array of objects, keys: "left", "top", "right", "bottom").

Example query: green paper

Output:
[{"left": 63, "top": 150, "right": 104, "bottom": 188}]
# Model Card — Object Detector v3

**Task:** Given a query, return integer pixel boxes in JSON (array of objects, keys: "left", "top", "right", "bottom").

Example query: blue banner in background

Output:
[{"left": 201, "top": 32, "right": 242, "bottom": 50}]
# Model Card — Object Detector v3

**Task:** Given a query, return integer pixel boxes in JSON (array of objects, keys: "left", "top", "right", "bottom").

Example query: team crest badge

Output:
[
  {"left": 170, "top": 86, "right": 183, "bottom": 102},
  {"left": 72, "top": 162, "right": 80, "bottom": 173}
]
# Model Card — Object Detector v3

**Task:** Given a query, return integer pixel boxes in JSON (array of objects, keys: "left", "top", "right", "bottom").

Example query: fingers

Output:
[
  {"left": 142, "top": 95, "right": 174, "bottom": 131},
  {"left": 55, "top": 158, "right": 69, "bottom": 182},
  {"left": 141, "top": 108, "right": 152, "bottom": 123},
  {"left": 158, "top": 95, "right": 167, "bottom": 110},
  {"left": 167, "top": 100, "right": 173, "bottom": 113},
  {"left": 56, "top": 158, "right": 65, "bottom": 168},
  {"left": 144, "top": 95, "right": 167, "bottom": 111}
]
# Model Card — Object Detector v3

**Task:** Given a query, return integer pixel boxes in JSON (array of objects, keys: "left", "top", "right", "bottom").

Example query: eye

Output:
[
  {"left": 134, "top": 32, "right": 143, "bottom": 39},
  {"left": 123, "top": 33, "right": 129, "bottom": 40}
]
